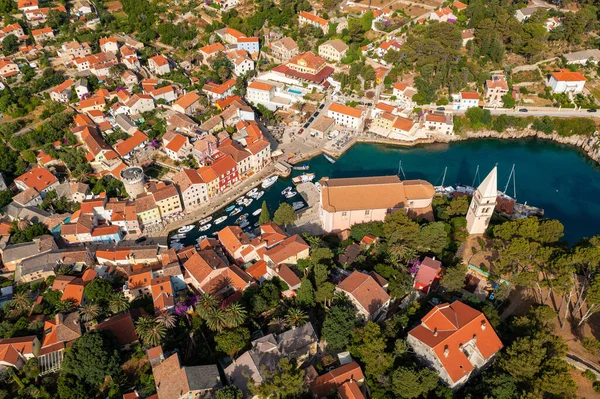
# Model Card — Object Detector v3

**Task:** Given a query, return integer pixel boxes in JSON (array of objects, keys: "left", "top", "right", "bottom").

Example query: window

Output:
[{"left": 364, "top": 210, "right": 370, "bottom": 216}]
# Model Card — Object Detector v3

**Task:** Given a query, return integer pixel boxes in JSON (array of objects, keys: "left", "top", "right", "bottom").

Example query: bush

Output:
[
  {"left": 583, "top": 369, "right": 597, "bottom": 381},
  {"left": 583, "top": 337, "right": 600, "bottom": 354},
  {"left": 594, "top": 381, "right": 600, "bottom": 393}
]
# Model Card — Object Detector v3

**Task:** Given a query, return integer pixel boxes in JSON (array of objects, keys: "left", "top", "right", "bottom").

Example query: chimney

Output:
[
  {"left": 433, "top": 328, "right": 438, "bottom": 337},
  {"left": 443, "top": 345, "right": 449, "bottom": 358},
  {"left": 55, "top": 313, "right": 64, "bottom": 325},
  {"left": 481, "top": 320, "right": 487, "bottom": 331}
]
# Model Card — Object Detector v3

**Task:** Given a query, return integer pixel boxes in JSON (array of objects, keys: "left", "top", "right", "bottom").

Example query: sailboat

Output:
[
  {"left": 498, "top": 164, "right": 516, "bottom": 201},
  {"left": 455, "top": 165, "right": 480, "bottom": 196},
  {"left": 434, "top": 167, "right": 454, "bottom": 195}
]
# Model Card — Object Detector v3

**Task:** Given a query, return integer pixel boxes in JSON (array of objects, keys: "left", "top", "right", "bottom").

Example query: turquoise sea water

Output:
[{"left": 172, "top": 139, "right": 600, "bottom": 246}]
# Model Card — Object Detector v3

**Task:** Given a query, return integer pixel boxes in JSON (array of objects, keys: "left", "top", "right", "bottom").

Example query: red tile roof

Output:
[
  {"left": 337, "top": 271, "right": 390, "bottom": 317},
  {"left": 94, "top": 313, "right": 138, "bottom": 346},
  {"left": 311, "top": 362, "right": 365, "bottom": 398},
  {"left": 15, "top": 167, "right": 58, "bottom": 192}
]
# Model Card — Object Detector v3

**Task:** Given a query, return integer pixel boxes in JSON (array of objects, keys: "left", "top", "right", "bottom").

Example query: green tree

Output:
[
  {"left": 440, "top": 263, "right": 467, "bottom": 292},
  {"left": 322, "top": 301, "right": 357, "bottom": 349},
  {"left": 108, "top": 293, "right": 130, "bottom": 314},
  {"left": 502, "top": 93, "right": 515, "bottom": 108},
  {"left": 295, "top": 278, "right": 315, "bottom": 308},
  {"left": 350, "top": 321, "right": 394, "bottom": 377},
  {"left": 273, "top": 203, "right": 297, "bottom": 228},
  {"left": 285, "top": 308, "right": 308, "bottom": 327},
  {"left": 0, "top": 190, "right": 12, "bottom": 209},
  {"left": 78, "top": 303, "right": 100, "bottom": 322},
  {"left": 83, "top": 278, "right": 114, "bottom": 304},
  {"left": 2, "top": 34, "right": 18, "bottom": 56},
  {"left": 258, "top": 200, "right": 271, "bottom": 224},
  {"left": 248, "top": 358, "right": 306, "bottom": 398},
  {"left": 57, "top": 373, "right": 91, "bottom": 399},
  {"left": 391, "top": 367, "right": 439, "bottom": 399},
  {"left": 416, "top": 222, "right": 449, "bottom": 255},
  {"left": 61, "top": 330, "right": 120, "bottom": 387},
  {"left": 215, "top": 327, "right": 250, "bottom": 357},
  {"left": 216, "top": 386, "right": 243, "bottom": 399}
]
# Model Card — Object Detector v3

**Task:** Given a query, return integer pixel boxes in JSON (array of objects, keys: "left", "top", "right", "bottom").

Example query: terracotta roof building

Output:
[
  {"left": 319, "top": 175, "right": 435, "bottom": 232},
  {"left": 407, "top": 301, "right": 503, "bottom": 388},
  {"left": 336, "top": 271, "right": 390, "bottom": 321},
  {"left": 310, "top": 361, "right": 365, "bottom": 398}
]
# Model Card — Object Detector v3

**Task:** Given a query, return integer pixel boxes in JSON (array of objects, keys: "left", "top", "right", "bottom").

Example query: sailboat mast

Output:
[
  {"left": 441, "top": 167, "right": 447, "bottom": 187},
  {"left": 398, "top": 161, "right": 407, "bottom": 180},
  {"left": 471, "top": 165, "right": 479, "bottom": 187},
  {"left": 503, "top": 164, "right": 515, "bottom": 195},
  {"left": 512, "top": 166, "right": 517, "bottom": 200}
]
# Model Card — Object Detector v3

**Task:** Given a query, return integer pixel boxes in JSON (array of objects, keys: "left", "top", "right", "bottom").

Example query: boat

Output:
[
  {"left": 324, "top": 154, "right": 336, "bottom": 164},
  {"left": 198, "top": 224, "right": 212, "bottom": 232},
  {"left": 199, "top": 216, "right": 212, "bottom": 225},
  {"left": 293, "top": 164, "right": 310, "bottom": 171},
  {"left": 178, "top": 225, "right": 194, "bottom": 233},
  {"left": 247, "top": 188, "right": 258, "bottom": 196},
  {"left": 253, "top": 191, "right": 264, "bottom": 200},
  {"left": 214, "top": 215, "right": 228, "bottom": 224},
  {"left": 252, "top": 208, "right": 262, "bottom": 216},
  {"left": 197, "top": 235, "right": 207, "bottom": 243},
  {"left": 171, "top": 243, "right": 184, "bottom": 250},
  {"left": 225, "top": 205, "right": 236, "bottom": 212},
  {"left": 211, "top": 231, "right": 218, "bottom": 236},
  {"left": 262, "top": 175, "right": 279, "bottom": 188},
  {"left": 292, "top": 173, "right": 315, "bottom": 184},
  {"left": 292, "top": 201, "right": 305, "bottom": 211},
  {"left": 236, "top": 197, "right": 245, "bottom": 205},
  {"left": 242, "top": 198, "right": 253, "bottom": 207},
  {"left": 235, "top": 214, "right": 249, "bottom": 224},
  {"left": 284, "top": 190, "right": 297, "bottom": 199},
  {"left": 282, "top": 186, "right": 293, "bottom": 195},
  {"left": 243, "top": 225, "right": 253, "bottom": 232},
  {"left": 314, "top": 182, "right": 321, "bottom": 192},
  {"left": 230, "top": 207, "right": 243, "bottom": 216},
  {"left": 171, "top": 233, "right": 186, "bottom": 240},
  {"left": 239, "top": 220, "right": 250, "bottom": 229},
  {"left": 253, "top": 222, "right": 260, "bottom": 227}
]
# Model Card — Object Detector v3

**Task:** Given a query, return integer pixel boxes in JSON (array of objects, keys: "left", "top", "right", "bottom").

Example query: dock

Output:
[{"left": 289, "top": 182, "right": 324, "bottom": 236}]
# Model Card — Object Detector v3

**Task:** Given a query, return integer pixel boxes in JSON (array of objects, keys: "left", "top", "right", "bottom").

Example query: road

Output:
[{"left": 447, "top": 107, "right": 600, "bottom": 118}]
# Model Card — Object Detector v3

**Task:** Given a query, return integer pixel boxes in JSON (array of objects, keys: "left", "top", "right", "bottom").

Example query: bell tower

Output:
[{"left": 466, "top": 166, "right": 497, "bottom": 235}]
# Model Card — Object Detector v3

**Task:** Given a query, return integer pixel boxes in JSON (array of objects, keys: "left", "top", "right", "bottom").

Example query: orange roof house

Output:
[
  {"left": 328, "top": 103, "right": 363, "bottom": 119},
  {"left": 61, "top": 278, "right": 85, "bottom": 306},
  {"left": 40, "top": 312, "right": 82, "bottom": 354},
  {"left": 311, "top": 361, "right": 365, "bottom": 398},
  {"left": 336, "top": 271, "right": 390, "bottom": 321},
  {"left": 183, "top": 249, "right": 252, "bottom": 295},
  {"left": 549, "top": 69, "right": 586, "bottom": 82},
  {"left": 14, "top": 167, "right": 58, "bottom": 194},
  {"left": 0, "top": 336, "right": 40, "bottom": 370},
  {"left": 151, "top": 276, "right": 175, "bottom": 312},
  {"left": 407, "top": 301, "right": 503, "bottom": 388}
]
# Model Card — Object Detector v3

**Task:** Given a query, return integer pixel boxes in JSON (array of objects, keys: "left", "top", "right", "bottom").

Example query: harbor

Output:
[{"left": 166, "top": 138, "right": 600, "bottom": 245}]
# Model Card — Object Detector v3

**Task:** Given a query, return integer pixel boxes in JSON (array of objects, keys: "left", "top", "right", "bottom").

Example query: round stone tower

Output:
[{"left": 120, "top": 166, "right": 145, "bottom": 199}]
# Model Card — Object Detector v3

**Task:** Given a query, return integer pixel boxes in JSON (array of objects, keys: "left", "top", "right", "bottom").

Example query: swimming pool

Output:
[{"left": 288, "top": 88, "right": 302, "bottom": 95}]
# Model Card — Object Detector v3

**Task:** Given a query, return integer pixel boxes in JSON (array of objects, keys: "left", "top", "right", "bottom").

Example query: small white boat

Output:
[
  {"left": 239, "top": 221, "right": 250, "bottom": 229},
  {"left": 199, "top": 224, "right": 211, "bottom": 232},
  {"left": 197, "top": 235, "right": 207, "bottom": 243},
  {"left": 236, "top": 197, "right": 245, "bottom": 205},
  {"left": 252, "top": 208, "right": 262, "bottom": 216},
  {"left": 282, "top": 186, "right": 293, "bottom": 195},
  {"left": 324, "top": 154, "right": 336, "bottom": 164},
  {"left": 292, "top": 201, "right": 304, "bottom": 211},
  {"left": 178, "top": 225, "right": 194, "bottom": 233},
  {"left": 242, "top": 198, "right": 253, "bottom": 207},
  {"left": 262, "top": 175, "right": 279, "bottom": 188},
  {"left": 172, "top": 233, "right": 186, "bottom": 239},
  {"left": 293, "top": 164, "right": 309, "bottom": 171},
  {"left": 284, "top": 190, "right": 297, "bottom": 199},
  {"left": 292, "top": 173, "right": 315, "bottom": 184},
  {"left": 199, "top": 216, "right": 212, "bottom": 225},
  {"left": 253, "top": 222, "right": 259, "bottom": 227},
  {"left": 230, "top": 207, "right": 242, "bottom": 216},
  {"left": 253, "top": 191, "right": 264, "bottom": 200},
  {"left": 214, "top": 215, "right": 228, "bottom": 224},
  {"left": 247, "top": 188, "right": 258, "bottom": 196}
]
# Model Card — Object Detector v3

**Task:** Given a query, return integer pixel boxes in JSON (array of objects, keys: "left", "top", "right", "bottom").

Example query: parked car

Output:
[
  {"left": 314, "top": 112, "right": 320, "bottom": 116},
  {"left": 135, "top": 236, "right": 147, "bottom": 244},
  {"left": 436, "top": 107, "right": 445, "bottom": 111},
  {"left": 303, "top": 123, "right": 309, "bottom": 128},
  {"left": 298, "top": 128, "right": 304, "bottom": 134},
  {"left": 587, "top": 109, "right": 597, "bottom": 113},
  {"left": 519, "top": 108, "right": 528, "bottom": 112},
  {"left": 319, "top": 103, "right": 325, "bottom": 109}
]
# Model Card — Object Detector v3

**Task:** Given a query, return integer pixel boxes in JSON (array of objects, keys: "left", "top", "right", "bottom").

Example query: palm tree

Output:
[
  {"left": 204, "top": 307, "right": 228, "bottom": 333},
  {"left": 224, "top": 303, "right": 247, "bottom": 328},
  {"left": 79, "top": 303, "right": 100, "bottom": 322},
  {"left": 285, "top": 308, "right": 308, "bottom": 327},
  {"left": 196, "top": 293, "right": 218, "bottom": 319},
  {"left": 108, "top": 293, "right": 130, "bottom": 315},
  {"left": 135, "top": 316, "right": 166, "bottom": 347},
  {"left": 156, "top": 312, "right": 176, "bottom": 329},
  {"left": 268, "top": 317, "right": 286, "bottom": 333},
  {"left": 9, "top": 292, "right": 31, "bottom": 312},
  {"left": 55, "top": 299, "right": 76, "bottom": 313}
]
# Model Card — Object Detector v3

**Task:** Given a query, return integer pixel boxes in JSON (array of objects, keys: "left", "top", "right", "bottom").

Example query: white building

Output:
[
  {"left": 327, "top": 103, "right": 363, "bottom": 130},
  {"left": 547, "top": 69, "right": 586, "bottom": 94},
  {"left": 318, "top": 39, "right": 349, "bottom": 62},
  {"left": 563, "top": 49, "right": 600, "bottom": 65},
  {"left": 424, "top": 113, "right": 454, "bottom": 136},
  {"left": 466, "top": 167, "right": 497, "bottom": 235},
  {"left": 452, "top": 91, "right": 479, "bottom": 110}
]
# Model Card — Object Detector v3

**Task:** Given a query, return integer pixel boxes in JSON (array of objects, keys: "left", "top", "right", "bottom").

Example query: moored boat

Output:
[
  {"left": 230, "top": 207, "right": 243, "bottom": 216},
  {"left": 214, "top": 215, "right": 228, "bottom": 224},
  {"left": 197, "top": 235, "right": 207, "bottom": 243},
  {"left": 199, "top": 224, "right": 211, "bottom": 232},
  {"left": 178, "top": 225, "right": 194, "bottom": 233},
  {"left": 171, "top": 233, "right": 186, "bottom": 239},
  {"left": 262, "top": 175, "right": 279, "bottom": 188},
  {"left": 199, "top": 216, "right": 212, "bottom": 225},
  {"left": 247, "top": 188, "right": 258, "bottom": 196},
  {"left": 292, "top": 201, "right": 305, "bottom": 211},
  {"left": 252, "top": 208, "right": 262, "bottom": 216},
  {"left": 292, "top": 173, "right": 315, "bottom": 184},
  {"left": 225, "top": 205, "right": 236, "bottom": 212},
  {"left": 324, "top": 154, "right": 336, "bottom": 164},
  {"left": 293, "top": 164, "right": 309, "bottom": 171},
  {"left": 282, "top": 186, "right": 293, "bottom": 195},
  {"left": 235, "top": 213, "right": 249, "bottom": 224},
  {"left": 253, "top": 191, "right": 264, "bottom": 200},
  {"left": 242, "top": 198, "right": 253, "bottom": 207},
  {"left": 284, "top": 190, "right": 297, "bottom": 199}
]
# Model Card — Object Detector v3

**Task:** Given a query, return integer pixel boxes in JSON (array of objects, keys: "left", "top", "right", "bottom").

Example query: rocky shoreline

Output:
[{"left": 461, "top": 128, "right": 600, "bottom": 164}]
